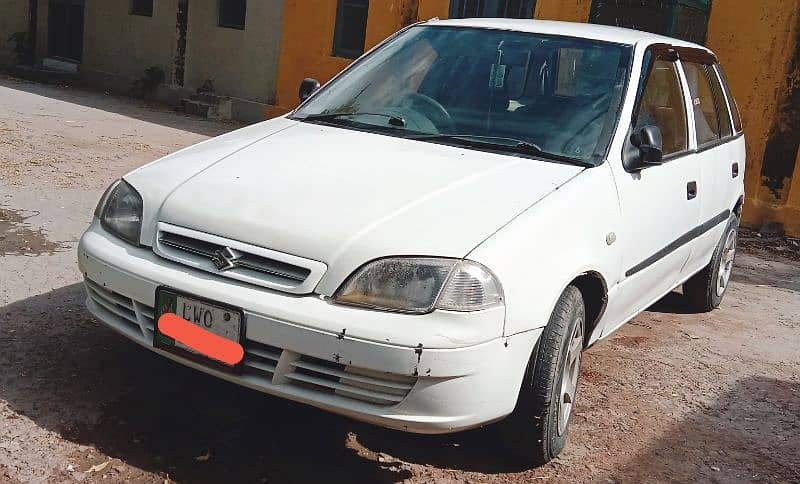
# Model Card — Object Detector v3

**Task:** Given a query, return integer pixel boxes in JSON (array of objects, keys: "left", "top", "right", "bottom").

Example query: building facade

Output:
[
  {"left": 2, "top": 0, "right": 799, "bottom": 236},
  {"left": 0, "top": 1, "right": 31, "bottom": 67},
  {"left": 18, "top": 0, "right": 285, "bottom": 121}
]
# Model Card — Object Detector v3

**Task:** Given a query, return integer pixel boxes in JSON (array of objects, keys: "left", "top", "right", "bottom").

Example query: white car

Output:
[{"left": 79, "top": 19, "right": 744, "bottom": 463}]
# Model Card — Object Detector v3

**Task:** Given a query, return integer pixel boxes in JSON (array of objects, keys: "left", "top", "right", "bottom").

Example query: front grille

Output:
[
  {"left": 85, "top": 278, "right": 155, "bottom": 342},
  {"left": 153, "top": 222, "right": 326, "bottom": 294}
]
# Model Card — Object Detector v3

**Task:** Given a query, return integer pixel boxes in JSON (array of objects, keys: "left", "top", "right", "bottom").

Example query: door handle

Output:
[
  {"left": 687, "top": 181, "right": 698, "bottom": 200},
  {"left": 732, "top": 162, "right": 739, "bottom": 178}
]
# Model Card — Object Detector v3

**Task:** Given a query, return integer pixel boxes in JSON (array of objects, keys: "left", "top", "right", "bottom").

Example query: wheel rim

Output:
[
  {"left": 557, "top": 317, "right": 583, "bottom": 436},
  {"left": 716, "top": 229, "right": 737, "bottom": 297}
]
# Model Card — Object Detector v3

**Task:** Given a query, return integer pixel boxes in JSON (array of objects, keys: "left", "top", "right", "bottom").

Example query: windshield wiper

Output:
[
  {"left": 300, "top": 112, "right": 406, "bottom": 128},
  {"left": 408, "top": 134, "right": 593, "bottom": 167}
]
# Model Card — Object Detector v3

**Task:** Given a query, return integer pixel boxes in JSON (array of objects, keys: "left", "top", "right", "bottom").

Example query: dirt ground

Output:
[{"left": 1, "top": 76, "right": 798, "bottom": 484}]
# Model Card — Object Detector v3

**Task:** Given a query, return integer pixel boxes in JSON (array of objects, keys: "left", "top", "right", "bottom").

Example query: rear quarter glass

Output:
[{"left": 715, "top": 63, "right": 743, "bottom": 132}]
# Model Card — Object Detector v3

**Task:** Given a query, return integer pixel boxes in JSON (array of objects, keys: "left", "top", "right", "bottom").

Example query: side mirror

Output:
[
  {"left": 624, "top": 125, "right": 664, "bottom": 171},
  {"left": 299, "top": 78, "right": 320, "bottom": 102}
]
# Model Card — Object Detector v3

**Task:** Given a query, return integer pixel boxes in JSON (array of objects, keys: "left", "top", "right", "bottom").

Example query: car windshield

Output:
[{"left": 293, "top": 25, "right": 632, "bottom": 165}]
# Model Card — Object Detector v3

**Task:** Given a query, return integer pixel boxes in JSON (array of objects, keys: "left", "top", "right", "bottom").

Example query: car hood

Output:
[{"left": 128, "top": 118, "right": 583, "bottom": 295}]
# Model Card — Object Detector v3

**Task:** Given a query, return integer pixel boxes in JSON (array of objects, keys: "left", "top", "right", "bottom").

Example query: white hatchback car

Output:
[{"left": 79, "top": 19, "right": 744, "bottom": 463}]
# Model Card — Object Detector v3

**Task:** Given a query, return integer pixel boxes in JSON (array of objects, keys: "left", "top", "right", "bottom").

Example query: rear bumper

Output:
[{"left": 78, "top": 220, "right": 541, "bottom": 433}]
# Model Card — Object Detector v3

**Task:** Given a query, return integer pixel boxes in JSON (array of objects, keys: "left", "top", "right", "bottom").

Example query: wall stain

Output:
[
  {"left": 760, "top": 13, "right": 800, "bottom": 199},
  {"left": 400, "top": 0, "right": 420, "bottom": 27}
]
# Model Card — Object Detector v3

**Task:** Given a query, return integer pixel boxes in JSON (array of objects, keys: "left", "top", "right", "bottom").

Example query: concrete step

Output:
[
  {"left": 181, "top": 97, "right": 232, "bottom": 120},
  {"left": 7, "top": 64, "right": 80, "bottom": 85}
]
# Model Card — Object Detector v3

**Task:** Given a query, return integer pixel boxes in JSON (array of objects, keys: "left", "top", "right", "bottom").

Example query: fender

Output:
[{"left": 467, "top": 163, "right": 623, "bottom": 337}]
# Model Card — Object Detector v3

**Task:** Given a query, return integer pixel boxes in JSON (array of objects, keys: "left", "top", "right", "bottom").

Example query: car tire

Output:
[
  {"left": 684, "top": 213, "right": 739, "bottom": 312},
  {"left": 501, "top": 285, "right": 586, "bottom": 466}
]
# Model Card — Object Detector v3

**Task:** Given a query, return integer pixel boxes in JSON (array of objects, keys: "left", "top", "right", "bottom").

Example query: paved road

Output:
[{"left": 1, "top": 76, "right": 798, "bottom": 483}]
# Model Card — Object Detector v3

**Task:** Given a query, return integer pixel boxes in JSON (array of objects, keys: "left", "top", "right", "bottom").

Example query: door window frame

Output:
[
  {"left": 624, "top": 43, "right": 743, "bottom": 169},
  {"left": 678, "top": 57, "right": 741, "bottom": 154},
  {"left": 715, "top": 63, "right": 744, "bottom": 134},
  {"left": 627, "top": 44, "right": 692, "bottom": 164}
]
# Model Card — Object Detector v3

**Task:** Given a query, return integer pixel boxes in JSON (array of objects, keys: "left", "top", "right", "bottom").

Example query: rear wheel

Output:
[
  {"left": 501, "top": 286, "right": 585, "bottom": 466},
  {"left": 684, "top": 213, "right": 739, "bottom": 311}
]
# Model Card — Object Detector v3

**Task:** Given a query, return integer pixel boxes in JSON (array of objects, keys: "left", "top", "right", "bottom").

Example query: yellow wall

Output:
[
  {"left": 270, "top": 0, "right": 451, "bottom": 117},
  {"left": 706, "top": 0, "right": 800, "bottom": 234},
  {"left": 418, "top": 0, "right": 449, "bottom": 20},
  {"left": 535, "top": 0, "right": 591, "bottom": 22},
  {"left": 786, "top": 150, "right": 800, "bottom": 235},
  {"left": 269, "top": 0, "right": 350, "bottom": 117}
]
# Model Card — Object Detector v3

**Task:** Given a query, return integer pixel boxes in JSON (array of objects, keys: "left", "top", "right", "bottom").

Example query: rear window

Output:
[
  {"left": 706, "top": 65, "right": 733, "bottom": 138},
  {"left": 715, "top": 63, "right": 743, "bottom": 133},
  {"left": 682, "top": 61, "right": 720, "bottom": 146}
]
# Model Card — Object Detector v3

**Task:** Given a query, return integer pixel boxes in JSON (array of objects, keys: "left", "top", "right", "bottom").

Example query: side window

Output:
[
  {"left": 682, "top": 61, "right": 720, "bottom": 146},
  {"left": 715, "top": 63, "right": 743, "bottom": 132},
  {"left": 706, "top": 64, "right": 732, "bottom": 137},
  {"left": 634, "top": 58, "right": 688, "bottom": 156},
  {"left": 333, "top": 0, "right": 370, "bottom": 59}
]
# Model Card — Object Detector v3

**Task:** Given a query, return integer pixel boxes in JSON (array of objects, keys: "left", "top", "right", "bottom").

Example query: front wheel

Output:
[
  {"left": 684, "top": 213, "right": 739, "bottom": 311},
  {"left": 501, "top": 286, "right": 585, "bottom": 466}
]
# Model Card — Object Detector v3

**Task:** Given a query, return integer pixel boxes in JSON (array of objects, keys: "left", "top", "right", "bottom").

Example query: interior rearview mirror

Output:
[
  {"left": 624, "top": 125, "right": 664, "bottom": 171},
  {"left": 299, "top": 78, "right": 321, "bottom": 102}
]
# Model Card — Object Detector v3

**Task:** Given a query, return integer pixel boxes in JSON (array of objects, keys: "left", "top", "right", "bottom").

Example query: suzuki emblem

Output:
[{"left": 211, "top": 247, "right": 242, "bottom": 271}]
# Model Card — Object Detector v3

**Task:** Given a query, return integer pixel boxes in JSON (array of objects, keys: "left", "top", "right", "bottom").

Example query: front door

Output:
[
  {"left": 47, "top": 0, "right": 84, "bottom": 62},
  {"left": 601, "top": 49, "right": 701, "bottom": 336}
]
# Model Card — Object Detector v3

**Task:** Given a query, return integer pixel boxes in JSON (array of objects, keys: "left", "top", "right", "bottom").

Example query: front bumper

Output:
[{"left": 78, "top": 220, "right": 541, "bottom": 433}]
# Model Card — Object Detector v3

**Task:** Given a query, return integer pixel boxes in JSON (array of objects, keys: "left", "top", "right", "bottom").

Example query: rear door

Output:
[{"left": 678, "top": 52, "right": 740, "bottom": 274}]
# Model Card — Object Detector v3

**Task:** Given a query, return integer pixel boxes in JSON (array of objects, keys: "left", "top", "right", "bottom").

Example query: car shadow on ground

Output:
[
  {"left": 3, "top": 283, "right": 798, "bottom": 482},
  {"left": 0, "top": 76, "right": 238, "bottom": 138},
  {"left": 0, "top": 283, "right": 527, "bottom": 483},
  {"left": 604, "top": 376, "right": 800, "bottom": 482},
  {"left": 645, "top": 290, "right": 701, "bottom": 315}
]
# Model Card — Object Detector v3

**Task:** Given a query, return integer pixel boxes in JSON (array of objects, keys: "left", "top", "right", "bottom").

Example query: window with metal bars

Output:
[
  {"left": 589, "top": 0, "right": 712, "bottom": 45},
  {"left": 449, "top": 0, "right": 536, "bottom": 19},
  {"left": 333, "top": 0, "right": 370, "bottom": 59}
]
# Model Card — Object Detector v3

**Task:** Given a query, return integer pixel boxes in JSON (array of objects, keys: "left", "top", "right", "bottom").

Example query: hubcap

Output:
[
  {"left": 716, "top": 230, "right": 737, "bottom": 297},
  {"left": 557, "top": 318, "right": 583, "bottom": 436}
]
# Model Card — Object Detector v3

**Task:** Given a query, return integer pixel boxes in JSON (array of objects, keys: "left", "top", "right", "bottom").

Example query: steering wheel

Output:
[{"left": 396, "top": 92, "right": 455, "bottom": 132}]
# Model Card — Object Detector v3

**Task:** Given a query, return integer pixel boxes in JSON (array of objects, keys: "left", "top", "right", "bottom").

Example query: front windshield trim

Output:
[
  {"left": 289, "top": 25, "right": 634, "bottom": 167},
  {"left": 295, "top": 118, "right": 594, "bottom": 167}
]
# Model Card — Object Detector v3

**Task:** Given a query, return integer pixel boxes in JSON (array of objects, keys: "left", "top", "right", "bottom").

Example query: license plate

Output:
[{"left": 154, "top": 287, "right": 245, "bottom": 373}]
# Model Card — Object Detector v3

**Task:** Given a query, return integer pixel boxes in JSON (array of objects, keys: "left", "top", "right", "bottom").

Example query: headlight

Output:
[
  {"left": 333, "top": 257, "right": 503, "bottom": 314},
  {"left": 97, "top": 179, "right": 143, "bottom": 245}
]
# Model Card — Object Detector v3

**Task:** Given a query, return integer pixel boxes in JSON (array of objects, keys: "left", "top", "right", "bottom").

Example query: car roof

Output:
[{"left": 426, "top": 18, "right": 710, "bottom": 52}]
